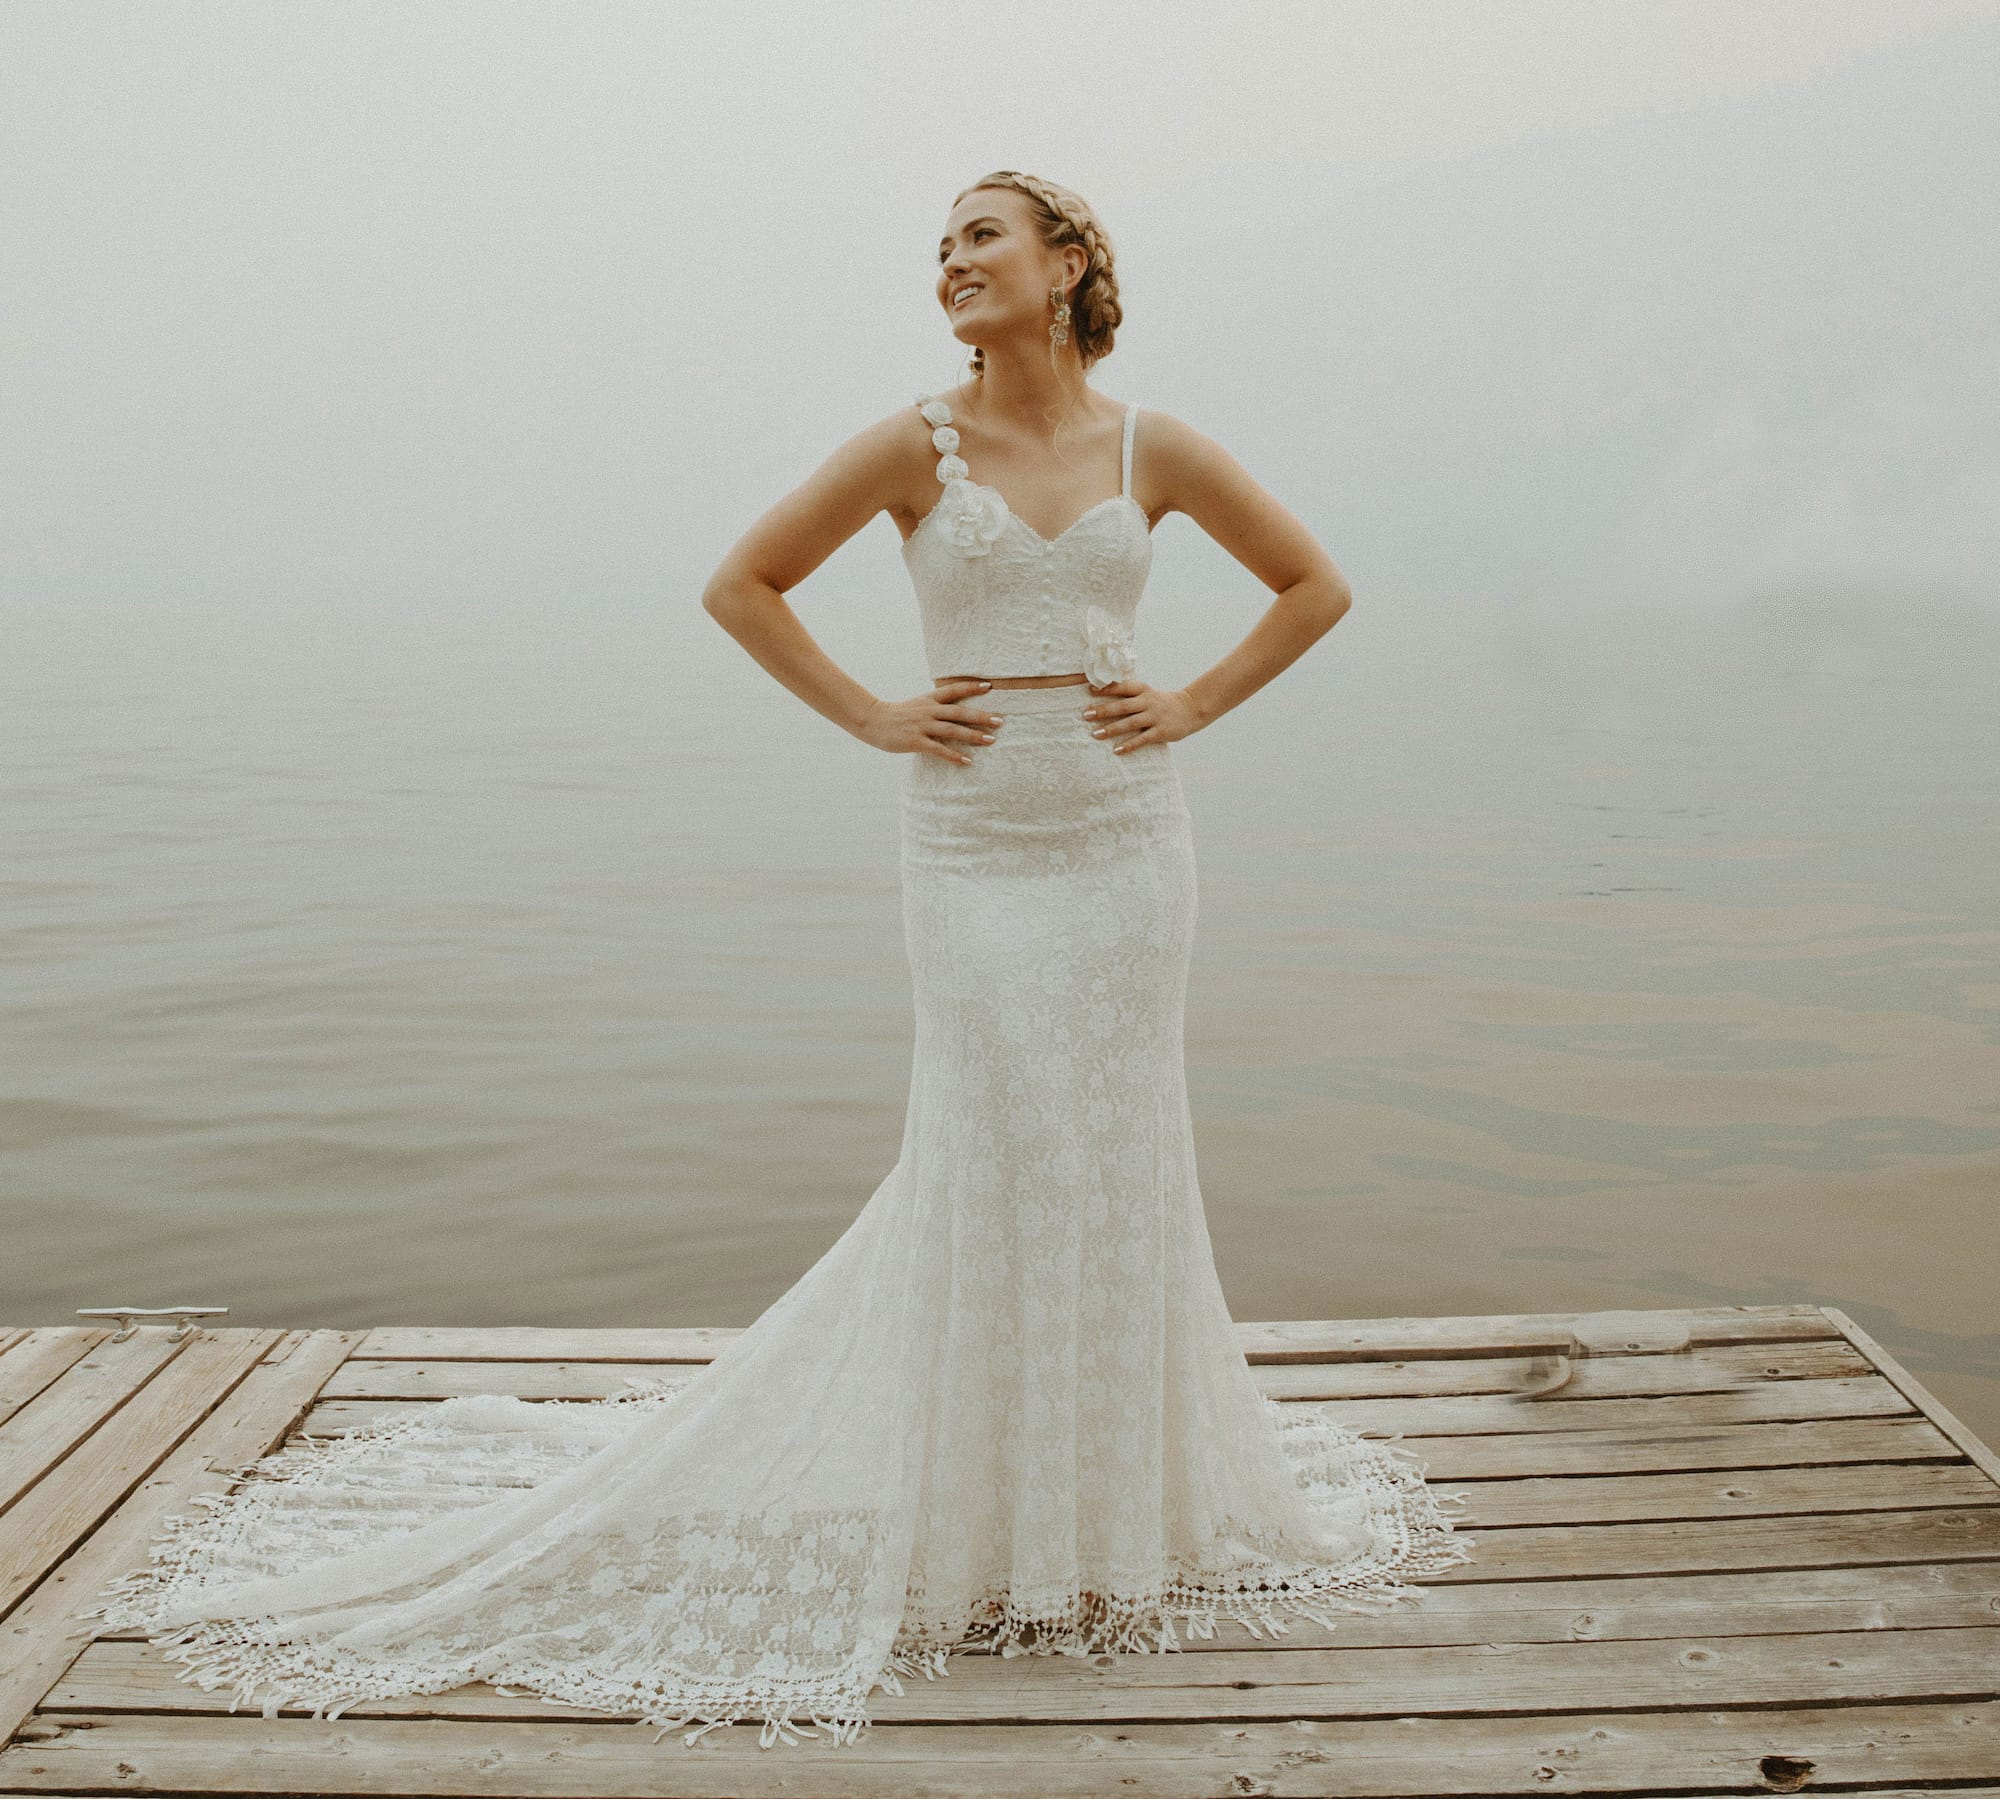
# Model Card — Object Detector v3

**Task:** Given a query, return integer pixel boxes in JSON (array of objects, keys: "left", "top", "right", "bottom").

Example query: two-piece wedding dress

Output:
[{"left": 81, "top": 393, "right": 1474, "bottom": 1749}]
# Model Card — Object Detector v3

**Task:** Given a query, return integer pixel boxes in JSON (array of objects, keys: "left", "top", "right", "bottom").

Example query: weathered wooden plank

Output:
[
  {"left": 78, "top": 1557, "right": 2000, "bottom": 1659},
  {"left": 351, "top": 1305, "right": 1838, "bottom": 1365},
  {"left": 45, "top": 1623, "right": 2000, "bottom": 1726},
  {"left": 55, "top": 1509, "right": 2000, "bottom": 1671},
  {"left": 1461, "top": 1459, "right": 2000, "bottom": 1525},
  {"left": 1418, "top": 1413, "right": 1962, "bottom": 1477},
  {"left": 0, "top": 1329, "right": 279, "bottom": 1627},
  {"left": 357, "top": 1324, "right": 741, "bottom": 1362},
  {"left": 0, "top": 1333, "right": 107, "bottom": 1431},
  {"left": 316, "top": 1339, "right": 1872, "bottom": 1405},
  {"left": 287, "top": 1404, "right": 1964, "bottom": 1487},
  {"left": 0, "top": 1330, "right": 363, "bottom": 1747},
  {"left": 1825, "top": 1304, "right": 2000, "bottom": 1489},
  {"left": 1438, "top": 1504, "right": 2000, "bottom": 1581},
  {"left": 5, "top": 1701, "right": 1997, "bottom": 1795},
  {"left": 1257, "top": 1336, "right": 1871, "bottom": 1399},
  {"left": 0, "top": 1331, "right": 192, "bottom": 1515},
  {"left": 297, "top": 1374, "right": 1920, "bottom": 1452},
  {"left": 128, "top": 1410, "right": 1985, "bottom": 1533},
  {"left": 322, "top": 1358, "right": 701, "bottom": 1401},
  {"left": 1237, "top": 1304, "right": 1840, "bottom": 1362}
]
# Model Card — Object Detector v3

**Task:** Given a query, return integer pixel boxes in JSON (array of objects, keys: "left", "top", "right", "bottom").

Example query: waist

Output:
[{"left": 936, "top": 671, "right": 1100, "bottom": 691}]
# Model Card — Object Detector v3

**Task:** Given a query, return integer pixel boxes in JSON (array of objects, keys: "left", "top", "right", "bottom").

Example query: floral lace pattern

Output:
[{"left": 81, "top": 410, "right": 1475, "bottom": 1755}]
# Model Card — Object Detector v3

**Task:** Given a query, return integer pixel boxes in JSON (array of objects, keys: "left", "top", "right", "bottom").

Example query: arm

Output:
[
  {"left": 1085, "top": 411, "right": 1354, "bottom": 753},
  {"left": 700, "top": 413, "right": 1003, "bottom": 767}
]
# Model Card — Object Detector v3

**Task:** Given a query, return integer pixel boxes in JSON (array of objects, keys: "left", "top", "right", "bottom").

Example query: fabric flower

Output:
[
  {"left": 1082, "top": 604, "right": 1138, "bottom": 687},
  {"left": 930, "top": 425, "right": 960, "bottom": 455},
  {"left": 937, "top": 479, "right": 1008, "bottom": 558},
  {"left": 918, "top": 397, "right": 953, "bottom": 428},
  {"left": 934, "top": 454, "right": 969, "bottom": 485}
]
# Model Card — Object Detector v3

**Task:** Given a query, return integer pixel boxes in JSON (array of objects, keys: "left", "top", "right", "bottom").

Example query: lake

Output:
[{"left": 4, "top": 583, "right": 1995, "bottom": 1442}]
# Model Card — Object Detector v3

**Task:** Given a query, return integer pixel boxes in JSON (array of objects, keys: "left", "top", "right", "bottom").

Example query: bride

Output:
[{"left": 82, "top": 170, "right": 1473, "bottom": 1751}]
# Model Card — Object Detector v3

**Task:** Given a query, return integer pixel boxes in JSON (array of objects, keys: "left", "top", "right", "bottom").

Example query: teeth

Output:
[{"left": 952, "top": 285, "right": 983, "bottom": 308}]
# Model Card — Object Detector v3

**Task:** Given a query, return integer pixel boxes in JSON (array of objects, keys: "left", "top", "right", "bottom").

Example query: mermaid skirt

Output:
[{"left": 81, "top": 683, "right": 1474, "bottom": 1748}]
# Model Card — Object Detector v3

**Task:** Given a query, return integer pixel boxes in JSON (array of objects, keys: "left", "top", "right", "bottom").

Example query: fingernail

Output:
[
  {"left": 979, "top": 681, "right": 992, "bottom": 689},
  {"left": 1091, "top": 727, "right": 1106, "bottom": 737},
  {"left": 1082, "top": 709, "right": 1096, "bottom": 719}
]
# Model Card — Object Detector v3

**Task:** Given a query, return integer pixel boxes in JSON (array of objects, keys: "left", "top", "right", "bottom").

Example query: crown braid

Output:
[{"left": 954, "top": 170, "right": 1122, "bottom": 375}]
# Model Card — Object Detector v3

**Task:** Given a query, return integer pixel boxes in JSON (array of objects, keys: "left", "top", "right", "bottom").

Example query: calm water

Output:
[{"left": 4, "top": 589, "right": 1996, "bottom": 1442}]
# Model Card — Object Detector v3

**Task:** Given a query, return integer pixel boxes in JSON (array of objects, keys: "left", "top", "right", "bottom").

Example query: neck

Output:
[{"left": 962, "top": 337, "right": 1088, "bottom": 434}]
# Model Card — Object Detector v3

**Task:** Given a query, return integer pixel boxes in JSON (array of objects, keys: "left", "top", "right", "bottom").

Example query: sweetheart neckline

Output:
[{"left": 902, "top": 489, "right": 1148, "bottom": 556}]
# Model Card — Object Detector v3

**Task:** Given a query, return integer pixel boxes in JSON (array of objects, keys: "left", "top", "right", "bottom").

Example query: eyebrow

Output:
[{"left": 938, "top": 215, "right": 1004, "bottom": 253}]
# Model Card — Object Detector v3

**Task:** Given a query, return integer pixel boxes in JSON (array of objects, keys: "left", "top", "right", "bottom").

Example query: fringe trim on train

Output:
[{"left": 72, "top": 1389, "right": 1472, "bottom": 1752}]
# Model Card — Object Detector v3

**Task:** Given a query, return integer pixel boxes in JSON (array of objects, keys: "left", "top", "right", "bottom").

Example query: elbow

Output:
[
  {"left": 700, "top": 574, "right": 742, "bottom": 625},
  {"left": 703, "top": 563, "right": 783, "bottom": 628},
  {"left": 1310, "top": 572, "right": 1352, "bottom": 635}
]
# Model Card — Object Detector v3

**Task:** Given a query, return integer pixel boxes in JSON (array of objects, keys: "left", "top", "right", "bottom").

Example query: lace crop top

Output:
[{"left": 900, "top": 394, "right": 1153, "bottom": 684}]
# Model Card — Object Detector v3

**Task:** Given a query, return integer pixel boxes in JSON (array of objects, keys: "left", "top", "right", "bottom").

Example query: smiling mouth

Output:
[{"left": 951, "top": 284, "right": 985, "bottom": 310}]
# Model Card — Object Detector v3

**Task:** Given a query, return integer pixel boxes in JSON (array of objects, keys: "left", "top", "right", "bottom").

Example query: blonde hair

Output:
[{"left": 953, "top": 171, "right": 1123, "bottom": 376}]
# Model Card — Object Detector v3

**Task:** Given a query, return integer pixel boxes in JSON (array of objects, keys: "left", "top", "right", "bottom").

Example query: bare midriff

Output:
[{"left": 937, "top": 672, "right": 1091, "bottom": 689}]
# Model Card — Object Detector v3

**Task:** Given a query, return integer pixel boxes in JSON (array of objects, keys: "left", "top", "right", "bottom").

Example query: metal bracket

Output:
[{"left": 76, "top": 1305, "right": 229, "bottom": 1342}]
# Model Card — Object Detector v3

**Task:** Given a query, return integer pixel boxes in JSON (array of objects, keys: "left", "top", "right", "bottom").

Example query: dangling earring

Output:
[{"left": 1049, "top": 283, "right": 1072, "bottom": 349}]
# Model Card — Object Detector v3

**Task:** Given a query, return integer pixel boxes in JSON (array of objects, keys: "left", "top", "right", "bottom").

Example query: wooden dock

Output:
[{"left": 2, "top": 1303, "right": 1997, "bottom": 1796}]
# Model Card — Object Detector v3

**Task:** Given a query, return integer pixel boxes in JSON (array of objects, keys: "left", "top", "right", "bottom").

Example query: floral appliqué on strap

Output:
[{"left": 916, "top": 396, "right": 1007, "bottom": 558}]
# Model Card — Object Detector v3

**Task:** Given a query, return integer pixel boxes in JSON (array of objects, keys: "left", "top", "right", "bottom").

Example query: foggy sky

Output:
[{"left": 5, "top": 0, "right": 1996, "bottom": 619}]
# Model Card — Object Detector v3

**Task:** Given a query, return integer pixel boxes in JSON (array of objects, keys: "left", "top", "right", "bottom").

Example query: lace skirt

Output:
[{"left": 81, "top": 683, "right": 1474, "bottom": 1750}]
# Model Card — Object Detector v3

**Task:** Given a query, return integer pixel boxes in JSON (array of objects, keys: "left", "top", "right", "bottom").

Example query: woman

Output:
[{"left": 84, "top": 171, "right": 1472, "bottom": 1751}]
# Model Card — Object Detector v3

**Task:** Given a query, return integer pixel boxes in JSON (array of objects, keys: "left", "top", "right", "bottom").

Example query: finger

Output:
[
  {"left": 924, "top": 740, "right": 973, "bottom": 765},
  {"left": 1112, "top": 728, "right": 1158, "bottom": 753},
  {"left": 1098, "top": 710, "right": 1151, "bottom": 736},
  {"left": 941, "top": 721, "right": 995, "bottom": 742},
  {"left": 941, "top": 703, "right": 1004, "bottom": 726},
  {"left": 939, "top": 678, "right": 994, "bottom": 698}
]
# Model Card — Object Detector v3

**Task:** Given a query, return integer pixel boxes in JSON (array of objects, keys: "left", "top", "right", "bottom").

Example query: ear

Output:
[{"left": 1056, "top": 243, "right": 1088, "bottom": 295}]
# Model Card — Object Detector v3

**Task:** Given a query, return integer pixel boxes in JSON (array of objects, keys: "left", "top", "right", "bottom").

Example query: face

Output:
[{"left": 935, "top": 188, "right": 1079, "bottom": 352}]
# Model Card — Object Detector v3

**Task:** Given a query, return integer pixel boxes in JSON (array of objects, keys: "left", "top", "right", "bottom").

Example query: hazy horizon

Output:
[{"left": 5, "top": 0, "right": 1996, "bottom": 624}]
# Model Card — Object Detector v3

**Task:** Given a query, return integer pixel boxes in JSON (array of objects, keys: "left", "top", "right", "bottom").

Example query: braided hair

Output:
[{"left": 953, "top": 171, "right": 1123, "bottom": 376}]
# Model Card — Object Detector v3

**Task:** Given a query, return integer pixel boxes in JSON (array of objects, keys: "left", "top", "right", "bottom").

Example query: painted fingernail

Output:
[
  {"left": 1082, "top": 709, "right": 1097, "bottom": 719},
  {"left": 1091, "top": 727, "right": 1106, "bottom": 737},
  {"left": 978, "top": 733, "right": 994, "bottom": 742}
]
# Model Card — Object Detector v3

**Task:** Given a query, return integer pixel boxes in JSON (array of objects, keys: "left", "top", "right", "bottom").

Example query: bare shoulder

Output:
[
  {"left": 806, "top": 400, "right": 939, "bottom": 532},
  {"left": 1129, "top": 407, "right": 1338, "bottom": 590},
  {"left": 816, "top": 399, "right": 934, "bottom": 484},
  {"left": 1131, "top": 408, "right": 1239, "bottom": 485},
  {"left": 1128, "top": 408, "right": 1255, "bottom": 521}
]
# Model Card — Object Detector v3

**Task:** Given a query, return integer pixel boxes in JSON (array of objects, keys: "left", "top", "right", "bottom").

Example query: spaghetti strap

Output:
[{"left": 1120, "top": 403, "right": 1138, "bottom": 497}]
